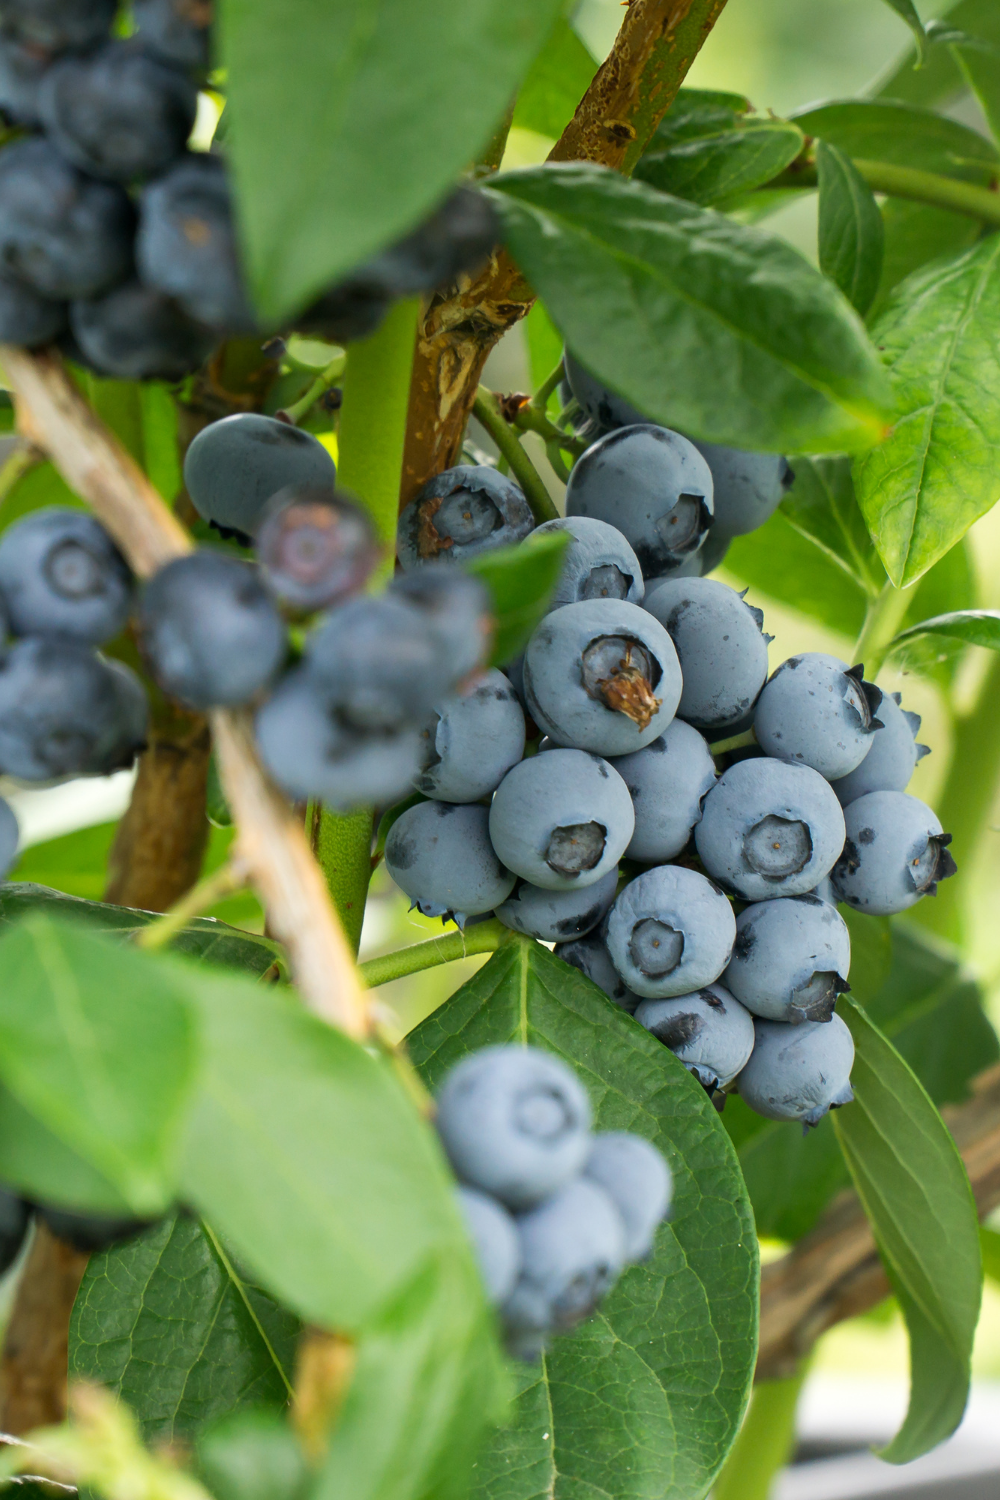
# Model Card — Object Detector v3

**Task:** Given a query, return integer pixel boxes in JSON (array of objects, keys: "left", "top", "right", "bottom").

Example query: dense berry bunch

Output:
[{"left": 436, "top": 1044, "right": 671, "bottom": 1359}]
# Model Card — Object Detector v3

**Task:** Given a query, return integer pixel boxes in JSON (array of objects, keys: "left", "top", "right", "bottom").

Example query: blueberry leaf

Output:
[
  {"left": 408, "top": 939, "right": 758, "bottom": 1500},
  {"left": 635, "top": 90, "right": 803, "bottom": 205},
  {"left": 853, "top": 237, "right": 1000, "bottom": 586},
  {"left": 511, "top": 15, "right": 597, "bottom": 141},
  {"left": 464, "top": 528, "right": 570, "bottom": 666},
  {"left": 788, "top": 99, "right": 999, "bottom": 183},
  {"left": 778, "top": 454, "right": 885, "bottom": 595},
  {"left": 890, "top": 608, "right": 1000, "bottom": 651},
  {"left": 70, "top": 1213, "right": 298, "bottom": 1443},
  {"left": 490, "top": 163, "right": 894, "bottom": 453},
  {"left": 817, "top": 141, "right": 884, "bottom": 317},
  {"left": 878, "top": 0, "right": 928, "bottom": 61},
  {"left": 833, "top": 998, "right": 981, "bottom": 1463}
]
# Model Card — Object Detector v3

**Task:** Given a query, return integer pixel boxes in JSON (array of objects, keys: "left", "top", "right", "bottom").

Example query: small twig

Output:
[
  {"left": 277, "top": 352, "right": 346, "bottom": 426},
  {"left": 709, "top": 727, "right": 757, "bottom": 756},
  {"left": 530, "top": 358, "right": 565, "bottom": 416},
  {"left": 472, "top": 387, "right": 558, "bottom": 522},
  {"left": 135, "top": 860, "right": 249, "bottom": 951},
  {"left": 513, "top": 400, "right": 588, "bottom": 459},
  {"left": 358, "top": 919, "right": 508, "bottom": 988}
]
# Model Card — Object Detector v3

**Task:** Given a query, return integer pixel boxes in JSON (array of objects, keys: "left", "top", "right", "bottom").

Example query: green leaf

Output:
[
  {"left": 870, "top": 200, "right": 982, "bottom": 325},
  {"left": 511, "top": 16, "right": 597, "bottom": 141},
  {"left": 833, "top": 999, "right": 981, "bottom": 1463},
  {"left": 491, "top": 163, "right": 893, "bottom": 454},
  {"left": 874, "top": 0, "right": 1000, "bottom": 108},
  {"left": 70, "top": 1213, "right": 298, "bottom": 1443},
  {"left": 524, "top": 300, "right": 563, "bottom": 392},
  {"left": 635, "top": 92, "right": 803, "bottom": 205},
  {"left": 722, "top": 511, "right": 869, "bottom": 639},
  {"left": 779, "top": 454, "right": 884, "bottom": 594},
  {"left": 982, "top": 1225, "right": 1000, "bottom": 1283},
  {"left": 197, "top": 1411, "right": 307, "bottom": 1500},
  {"left": 221, "top": 0, "right": 565, "bottom": 320},
  {"left": 817, "top": 141, "right": 885, "bottom": 317},
  {"left": 464, "top": 528, "right": 570, "bottom": 666},
  {"left": 734, "top": 1107, "right": 849, "bottom": 1243},
  {"left": 11, "top": 823, "right": 119, "bottom": 902},
  {"left": 891, "top": 608, "right": 1000, "bottom": 650},
  {"left": 408, "top": 940, "right": 758, "bottom": 1500},
  {"left": 789, "top": 99, "right": 999, "bottom": 183},
  {"left": 854, "top": 235, "right": 1000, "bottom": 585},
  {"left": 879, "top": 0, "right": 927, "bottom": 60},
  {"left": 0, "top": 1082, "right": 135, "bottom": 1215},
  {"left": 0, "top": 915, "right": 195, "bottom": 1215},
  {"left": 952, "top": 41, "right": 1000, "bottom": 146},
  {"left": 82, "top": 377, "right": 182, "bottom": 502}
]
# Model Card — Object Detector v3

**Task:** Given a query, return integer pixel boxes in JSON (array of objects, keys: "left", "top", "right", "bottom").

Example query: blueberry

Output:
[
  {"left": 532, "top": 515, "right": 644, "bottom": 611},
  {"left": 397, "top": 465, "right": 534, "bottom": 569},
  {"left": 183, "top": 414, "right": 336, "bottom": 538},
  {"left": 0, "top": 508, "right": 132, "bottom": 644},
  {"left": 456, "top": 1187, "right": 521, "bottom": 1306},
  {"left": 0, "top": 795, "right": 17, "bottom": 878},
  {"left": 583, "top": 1132, "right": 671, "bottom": 1261},
  {"left": 606, "top": 865, "right": 736, "bottom": 999},
  {"left": 138, "top": 154, "right": 257, "bottom": 333},
  {"left": 0, "top": 138, "right": 134, "bottom": 300},
  {"left": 39, "top": 41, "right": 198, "bottom": 183},
  {"left": 416, "top": 668, "right": 525, "bottom": 802},
  {"left": 489, "top": 748, "right": 634, "bottom": 892},
  {"left": 385, "top": 800, "right": 515, "bottom": 922},
  {"left": 139, "top": 552, "right": 286, "bottom": 709},
  {"left": 555, "top": 922, "right": 641, "bottom": 1011},
  {"left": 71, "top": 279, "right": 216, "bottom": 381},
  {"left": 133, "top": 0, "right": 213, "bottom": 75},
  {"left": 690, "top": 442, "right": 793, "bottom": 538},
  {"left": 256, "top": 487, "right": 379, "bottom": 613},
  {"left": 0, "top": 33, "right": 52, "bottom": 125},
  {"left": 255, "top": 666, "right": 422, "bottom": 811},
  {"left": 644, "top": 576, "right": 770, "bottom": 733},
  {"left": 435, "top": 1045, "right": 592, "bottom": 1210},
  {"left": 496, "top": 867, "right": 618, "bottom": 943},
  {"left": 38, "top": 1206, "right": 151, "bottom": 1252},
  {"left": 362, "top": 185, "right": 499, "bottom": 297},
  {"left": 695, "top": 758, "right": 847, "bottom": 900},
  {"left": 737, "top": 1014, "right": 855, "bottom": 1126},
  {"left": 563, "top": 350, "right": 647, "bottom": 430},
  {"left": 724, "top": 894, "right": 851, "bottom": 1023},
  {"left": 388, "top": 566, "right": 492, "bottom": 686},
  {"left": 0, "top": 638, "right": 147, "bottom": 780},
  {"left": 832, "top": 691, "right": 929, "bottom": 805},
  {"left": 0, "top": 267, "right": 65, "bottom": 347},
  {"left": 565, "top": 425, "right": 714, "bottom": 578},
  {"left": 610, "top": 720, "right": 716, "bottom": 863},
  {"left": 754, "top": 654, "right": 883, "bottom": 781},
  {"left": 831, "top": 790, "right": 956, "bottom": 915},
  {"left": 523, "top": 599, "right": 682, "bottom": 755},
  {"left": 0, "top": 1189, "right": 28, "bottom": 1272},
  {"left": 0, "top": 0, "right": 115, "bottom": 50},
  {"left": 635, "top": 982, "right": 755, "bottom": 1093},
  {"left": 296, "top": 283, "right": 391, "bottom": 345},
  {"left": 502, "top": 1178, "right": 625, "bottom": 1359}
]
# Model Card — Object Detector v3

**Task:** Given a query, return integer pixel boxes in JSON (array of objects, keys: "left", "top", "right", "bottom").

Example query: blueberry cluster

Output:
[
  {"left": 436, "top": 1044, "right": 672, "bottom": 1359},
  {"left": 0, "top": 0, "right": 499, "bottom": 375}
]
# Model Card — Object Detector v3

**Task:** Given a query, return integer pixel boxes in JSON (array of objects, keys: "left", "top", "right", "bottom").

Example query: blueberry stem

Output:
[
  {"left": 472, "top": 387, "right": 560, "bottom": 523},
  {"left": 712, "top": 1364, "right": 810, "bottom": 1500},
  {"left": 135, "top": 859, "right": 249, "bottom": 951},
  {"left": 709, "top": 727, "right": 757, "bottom": 756},
  {"left": 852, "top": 580, "right": 917, "bottom": 679},
  {"left": 530, "top": 358, "right": 565, "bottom": 417},
  {"left": 512, "top": 399, "right": 589, "bottom": 460},
  {"left": 278, "top": 350, "right": 346, "bottom": 426},
  {"left": 358, "top": 919, "right": 509, "bottom": 987},
  {"left": 770, "top": 156, "right": 1000, "bottom": 227}
]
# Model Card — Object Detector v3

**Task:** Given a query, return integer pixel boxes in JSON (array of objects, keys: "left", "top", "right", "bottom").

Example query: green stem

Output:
[
  {"left": 514, "top": 401, "right": 589, "bottom": 459},
  {"left": 359, "top": 920, "right": 507, "bottom": 988},
  {"left": 774, "top": 157, "right": 1000, "bottom": 227},
  {"left": 712, "top": 1368, "right": 809, "bottom": 1500},
  {"left": 135, "top": 861, "right": 246, "bottom": 951},
  {"left": 311, "top": 806, "right": 374, "bottom": 957},
  {"left": 279, "top": 352, "right": 346, "bottom": 426},
  {"left": 472, "top": 388, "right": 559, "bottom": 522},
  {"left": 530, "top": 359, "right": 565, "bottom": 417},
  {"left": 852, "top": 581, "right": 916, "bottom": 679},
  {"left": 710, "top": 727, "right": 757, "bottom": 756}
]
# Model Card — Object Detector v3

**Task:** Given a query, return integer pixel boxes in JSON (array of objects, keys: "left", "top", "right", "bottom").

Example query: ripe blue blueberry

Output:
[
  {"left": 0, "top": 34, "right": 52, "bottom": 126},
  {"left": 737, "top": 1014, "right": 855, "bottom": 1126},
  {"left": 133, "top": 0, "right": 212, "bottom": 75},
  {"left": 523, "top": 599, "right": 681, "bottom": 755},
  {"left": 435, "top": 1045, "right": 592, "bottom": 1210},
  {"left": 489, "top": 748, "right": 634, "bottom": 892},
  {"left": 256, "top": 488, "right": 380, "bottom": 613},
  {"left": 555, "top": 923, "right": 641, "bottom": 1012},
  {"left": 0, "top": 638, "right": 147, "bottom": 780},
  {"left": 583, "top": 1132, "right": 672, "bottom": 1261},
  {"left": 38, "top": 1207, "right": 150, "bottom": 1252},
  {"left": 532, "top": 516, "right": 644, "bottom": 610},
  {"left": 563, "top": 349, "right": 646, "bottom": 430},
  {"left": 397, "top": 465, "right": 534, "bottom": 569},
  {"left": 606, "top": 865, "right": 736, "bottom": 999},
  {"left": 138, "top": 154, "right": 256, "bottom": 333},
  {"left": 184, "top": 414, "right": 336, "bottom": 538},
  {"left": 297, "top": 283, "right": 391, "bottom": 345},
  {"left": 357, "top": 185, "right": 499, "bottom": 298},
  {"left": 255, "top": 667, "right": 422, "bottom": 811},
  {"left": 71, "top": 280, "right": 217, "bottom": 381},
  {"left": 39, "top": 41, "right": 198, "bottom": 183},
  {"left": 385, "top": 800, "right": 515, "bottom": 922},
  {"left": 388, "top": 566, "right": 492, "bottom": 687},
  {"left": 611, "top": 719, "right": 716, "bottom": 863},
  {"left": 644, "top": 576, "right": 770, "bottom": 732},
  {"left": 0, "top": 268, "right": 65, "bottom": 347},
  {"left": 832, "top": 691, "right": 929, "bottom": 805},
  {"left": 502, "top": 1177, "right": 626, "bottom": 1359},
  {"left": 0, "top": 508, "right": 132, "bottom": 644},
  {"left": 635, "top": 982, "right": 755, "bottom": 1093},
  {"left": 139, "top": 552, "right": 286, "bottom": 709},
  {"left": 0, "top": 0, "right": 115, "bottom": 50},
  {"left": 695, "top": 757, "right": 847, "bottom": 900},
  {"left": 0, "top": 138, "right": 134, "bottom": 300},
  {"left": 456, "top": 1187, "right": 521, "bottom": 1306},
  {"left": 754, "top": 654, "right": 883, "bottom": 780},
  {"left": 0, "top": 1189, "right": 29, "bottom": 1273},
  {"left": 831, "top": 790, "right": 956, "bottom": 915},
  {"left": 690, "top": 442, "right": 793, "bottom": 538},
  {"left": 724, "top": 894, "right": 851, "bottom": 1023},
  {"left": 496, "top": 867, "right": 619, "bottom": 943},
  {"left": 565, "top": 425, "right": 714, "bottom": 578},
  {"left": 416, "top": 668, "right": 525, "bottom": 803},
  {"left": 0, "top": 796, "right": 18, "bottom": 879}
]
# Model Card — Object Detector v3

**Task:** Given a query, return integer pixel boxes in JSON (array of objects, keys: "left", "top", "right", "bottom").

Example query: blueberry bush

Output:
[{"left": 0, "top": 2, "right": 996, "bottom": 1499}]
